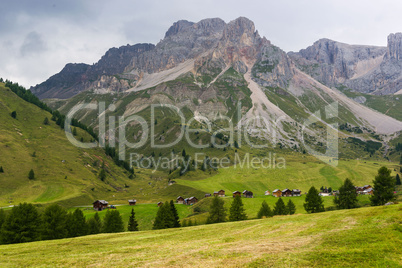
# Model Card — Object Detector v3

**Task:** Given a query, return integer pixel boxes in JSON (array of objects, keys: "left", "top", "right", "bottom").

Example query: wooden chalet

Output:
[
  {"left": 363, "top": 188, "right": 374, "bottom": 195},
  {"left": 187, "top": 196, "right": 198, "bottom": 205},
  {"left": 292, "top": 189, "right": 301, "bottom": 196},
  {"left": 282, "top": 189, "right": 292, "bottom": 197},
  {"left": 214, "top": 190, "right": 225, "bottom": 197},
  {"left": 168, "top": 180, "right": 176, "bottom": 186},
  {"left": 93, "top": 200, "right": 108, "bottom": 211},
  {"left": 176, "top": 196, "right": 185, "bottom": 204},
  {"left": 128, "top": 199, "right": 137, "bottom": 206},
  {"left": 157, "top": 201, "right": 163, "bottom": 207},
  {"left": 243, "top": 190, "right": 254, "bottom": 198},
  {"left": 233, "top": 191, "right": 241, "bottom": 197},
  {"left": 265, "top": 190, "right": 270, "bottom": 196},
  {"left": 363, "top": 185, "right": 372, "bottom": 190},
  {"left": 205, "top": 193, "right": 212, "bottom": 197},
  {"left": 272, "top": 189, "right": 282, "bottom": 197}
]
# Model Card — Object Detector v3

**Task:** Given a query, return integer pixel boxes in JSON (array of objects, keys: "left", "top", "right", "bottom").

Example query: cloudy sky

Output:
[{"left": 1, "top": 0, "right": 401, "bottom": 88}]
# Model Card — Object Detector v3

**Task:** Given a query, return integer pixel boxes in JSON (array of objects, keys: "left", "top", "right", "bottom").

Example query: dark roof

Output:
[
  {"left": 177, "top": 196, "right": 184, "bottom": 200},
  {"left": 282, "top": 188, "right": 291, "bottom": 192},
  {"left": 93, "top": 200, "right": 108, "bottom": 205},
  {"left": 189, "top": 196, "right": 198, "bottom": 201},
  {"left": 233, "top": 191, "right": 241, "bottom": 194}
]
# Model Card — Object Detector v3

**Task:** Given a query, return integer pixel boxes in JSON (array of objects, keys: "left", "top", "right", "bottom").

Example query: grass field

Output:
[
  {"left": 71, "top": 194, "right": 371, "bottom": 230},
  {"left": 175, "top": 155, "right": 397, "bottom": 196},
  {"left": 1, "top": 204, "right": 400, "bottom": 267}
]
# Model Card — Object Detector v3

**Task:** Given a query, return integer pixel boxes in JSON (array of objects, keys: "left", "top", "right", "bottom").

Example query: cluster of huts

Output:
[
  {"left": 176, "top": 196, "right": 199, "bottom": 205},
  {"left": 355, "top": 185, "right": 373, "bottom": 195},
  {"left": 271, "top": 189, "right": 301, "bottom": 197},
  {"left": 94, "top": 184, "right": 374, "bottom": 210}
]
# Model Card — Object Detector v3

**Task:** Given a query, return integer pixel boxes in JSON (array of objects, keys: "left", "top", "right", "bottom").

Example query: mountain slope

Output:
[{"left": 0, "top": 82, "right": 174, "bottom": 207}]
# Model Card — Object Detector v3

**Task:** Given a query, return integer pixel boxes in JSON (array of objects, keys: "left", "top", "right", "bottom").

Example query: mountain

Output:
[
  {"left": 31, "top": 17, "right": 402, "bottom": 159},
  {"left": 289, "top": 33, "right": 402, "bottom": 95},
  {"left": 30, "top": 43, "right": 155, "bottom": 99}
]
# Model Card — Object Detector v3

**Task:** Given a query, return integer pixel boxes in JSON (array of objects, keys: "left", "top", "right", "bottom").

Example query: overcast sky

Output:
[{"left": 1, "top": 0, "right": 401, "bottom": 88}]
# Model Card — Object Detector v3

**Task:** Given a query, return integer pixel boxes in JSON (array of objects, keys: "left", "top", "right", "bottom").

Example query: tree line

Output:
[{"left": 0, "top": 204, "right": 138, "bottom": 245}]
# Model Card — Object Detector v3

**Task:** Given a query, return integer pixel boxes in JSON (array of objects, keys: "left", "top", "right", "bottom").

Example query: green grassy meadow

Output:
[{"left": 1, "top": 204, "right": 400, "bottom": 267}]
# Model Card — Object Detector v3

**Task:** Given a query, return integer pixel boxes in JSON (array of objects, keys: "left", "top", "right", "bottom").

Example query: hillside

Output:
[
  {"left": 0, "top": 82, "right": 174, "bottom": 207},
  {"left": 1, "top": 204, "right": 400, "bottom": 267}
]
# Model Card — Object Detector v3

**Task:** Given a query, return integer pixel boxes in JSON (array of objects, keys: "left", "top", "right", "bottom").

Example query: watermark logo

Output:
[{"left": 64, "top": 100, "right": 339, "bottom": 168}]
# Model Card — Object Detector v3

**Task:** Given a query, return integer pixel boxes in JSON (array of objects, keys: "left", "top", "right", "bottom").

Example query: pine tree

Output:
[
  {"left": 99, "top": 168, "right": 106, "bottom": 182},
  {"left": 304, "top": 186, "right": 325, "bottom": 213},
  {"left": 206, "top": 196, "right": 226, "bottom": 224},
  {"left": 127, "top": 208, "right": 139, "bottom": 231},
  {"left": 370, "top": 166, "right": 396, "bottom": 206},
  {"left": 28, "top": 169, "right": 35, "bottom": 180},
  {"left": 43, "top": 117, "right": 49, "bottom": 125},
  {"left": 41, "top": 204, "right": 68, "bottom": 240},
  {"left": 396, "top": 174, "right": 401, "bottom": 186},
  {"left": 229, "top": 195, "right": 247, "bottom": 221},
  {"left": 257, "top": 200, "right": 273, "bottom": 218},
  {"left": 0, "top": 166, "right": 3, "bottom": 173},
  {"left": 102, "top": 210, "right": 124, "bottom": 233},
  {"left": 0, "top": 209, "right": 6, "bottom": 230},
  {"left": 10, "top": 111, "right": 16, "bottom": 119},
  {"left": 68, "top": 209, "right": 88, "bottom": 237},
  {"left": 182, "top": 149, "right": 186, "bottom": 158},
  {"left": 88, "top": 212, "right": 102, "bottom": 234},
  {"left": 153, "top": 202, "right": 173, "bottom": 230},
  {"left": 0, "top": 203, "right": 41, "bottom": 244},
  {"left": 334, "top": 178, "right": 358, "bottom": 209},
  {"left": 169, "top": 200, "right": 181, "bottom": 227},
  {"left": 72, "top": 127, "right": 77, "bottom": 136},
  {"left": 273, "top": 198, "right": 287, "bottom": 215},
  {"left": 287, "top": 199, "right": 296, "bottom": 215}
]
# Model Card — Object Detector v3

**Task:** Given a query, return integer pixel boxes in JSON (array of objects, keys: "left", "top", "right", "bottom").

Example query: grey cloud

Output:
[{"left": 20, "top": 31, "right": 47, "bottom": 57}]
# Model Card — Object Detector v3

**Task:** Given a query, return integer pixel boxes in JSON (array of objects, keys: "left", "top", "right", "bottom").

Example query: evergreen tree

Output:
[
  {"left": 102, "top": 210, "right": 124, "bottom": 233},
  {"left": 304, "top": 186, "right": 325, "bottom": 213},
  {"left": 334, "top": 178, "right": 358, "bottom": 209},
  {"left": 257, "top": 200, "right": 273, "bottom": 219},
  {"left": 68, "top": 209, "right": 88, "bottom": 237},
  {"left": 88, "top": 212, "right": 102, "bottom": 234},
  {"left": 396, "top": 174, "right": 401, "bottom": 186},
  {"left": 370, "top": 166, "right": 396, "bottom": 206},
  {"left": 153, "top": 202, "right": 175, "bottom": 230},
  {"left": 287, "top": 199, "right": 296, "bottom": 215},
  {"left": 0, "top": 203, "right": 41, "bottom": 244},
  {"left": 0, "top": 166, "right": 3, "bottom": 173},
  {"left": 229, "top": 195, "right": 247, "bottom": 221},
  {"left": 99, "top": 168, "right": 106, "bottom": 182},
  {"left": 0, "top": 209, "right": 6, "bottom": 230},
  {"left": 72, "top": 127, "right": 77, "bottom": 136},
  {"left": 127, "top": 208, "right": 139, "bottom": 231},
  {"left": 273, "top": 198, "right": 287, "bottom": 215},
  {"left": 234, "top": 140, "right": 239, "bottom": 149},
  {"left": 41, "top": 204, "right": 68, "bottom": 240},
  {"left": 43, "top": 117, "right": 49, "bottom": 125},
  {"left": 28, "top": 169, "right": 35, "bottom": 180},
  {"left": 169, "top": 200, "right": 181, "bottom": 228},
  {"left": 10, "top": 111, "right": 16, "bottom": 119},
  {"left": 182, "top": 149, "right": 186, "bottom": 158},
  {"left": 206, "top": 196, "right": 226, "bottom": 224}
]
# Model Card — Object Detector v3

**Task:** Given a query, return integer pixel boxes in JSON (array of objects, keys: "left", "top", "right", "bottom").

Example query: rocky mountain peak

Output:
[
  {"left": 386, "top": 32, "right": 402, "bottom": 60},
  {"left": 164, "top": 20, "right": 194, "bottom": 38},
  {"left": 222, "top": 17, "right": 260, "bottom": 45}
]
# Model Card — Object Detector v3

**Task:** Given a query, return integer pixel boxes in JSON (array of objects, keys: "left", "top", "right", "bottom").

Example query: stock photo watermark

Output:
[{"left": 63, "top": 101, "right": 339, "bottom": 169}]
